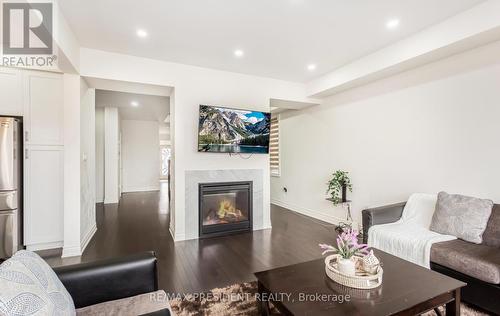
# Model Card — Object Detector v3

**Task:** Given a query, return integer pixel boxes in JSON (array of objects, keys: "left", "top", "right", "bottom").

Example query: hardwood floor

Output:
[{"left": 43, "top": 184, "right": 337, "bottom": 294}]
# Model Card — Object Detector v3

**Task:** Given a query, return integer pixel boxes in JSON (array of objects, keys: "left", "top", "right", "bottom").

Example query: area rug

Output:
[
  {"left": 169, "top": 282, "right": 268, "bottom": 316},
  {"left": 169, "top": 282, "right": 489, "bottom": 316}
]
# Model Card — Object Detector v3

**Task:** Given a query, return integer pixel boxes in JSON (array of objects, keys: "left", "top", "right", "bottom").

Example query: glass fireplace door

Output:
[{"left": 199, "top": 182, "right": 252, "bottom": 238}]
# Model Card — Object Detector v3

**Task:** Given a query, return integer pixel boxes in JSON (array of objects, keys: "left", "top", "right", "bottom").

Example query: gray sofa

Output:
[{"left": 362, "top": 203, "right": 500, "bottom": 314}]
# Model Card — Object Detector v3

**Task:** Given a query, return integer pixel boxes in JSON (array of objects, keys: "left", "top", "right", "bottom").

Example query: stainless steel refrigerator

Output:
[{"left": 0, "top": 117, "right": 23, "bottom": 259}]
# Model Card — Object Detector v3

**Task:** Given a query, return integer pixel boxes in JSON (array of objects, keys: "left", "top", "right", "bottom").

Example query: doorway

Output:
[{"left": 83, "top": 77, "right": 173, "bottom": 211}]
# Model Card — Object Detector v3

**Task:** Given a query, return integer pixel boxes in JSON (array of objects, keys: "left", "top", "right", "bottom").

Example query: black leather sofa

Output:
[
  {"left": 362, "top": 202, "right": 500, "bottom": 315},
  {"left": 53, "top": 251, "right": 170, "bottom": 316}
]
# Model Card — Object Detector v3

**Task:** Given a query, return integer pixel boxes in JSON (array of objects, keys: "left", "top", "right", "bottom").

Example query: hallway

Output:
[{"left": 45, "top": 185, "right": 335, "bottom": 294}]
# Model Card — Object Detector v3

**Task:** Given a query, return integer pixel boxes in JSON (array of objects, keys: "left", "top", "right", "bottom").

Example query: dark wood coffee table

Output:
[{"left": 254, "top": 250, "right": 465, "bottom": 316}]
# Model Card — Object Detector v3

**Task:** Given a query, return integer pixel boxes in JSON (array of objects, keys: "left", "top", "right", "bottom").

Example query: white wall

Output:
[
  {"left": 95, "top": 107, "right": 105, "bottom": 203},
  {"left": 80, "top": 79, "right": 97, "bottom": 250},
  {"left": 79, "top": 48, "right": 310, "bottom": 240},
  {"left": 104, "top": 107, "right": 120, "bottom": 204},
  {"left": 271, "top": 40, "right": 500, "bottom": 226},
  {"left": 121, "top": 120, "right": 160, "bottom": 192}
]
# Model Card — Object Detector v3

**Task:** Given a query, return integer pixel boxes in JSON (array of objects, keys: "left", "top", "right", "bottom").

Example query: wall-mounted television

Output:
[{"left": 198, "top": 105, "right": 271, "bottom": 154}]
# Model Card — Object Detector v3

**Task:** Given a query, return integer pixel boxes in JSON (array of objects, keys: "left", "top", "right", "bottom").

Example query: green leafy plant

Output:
[{"left": 326, "top": 170, "right": 352, "bottom": 205}]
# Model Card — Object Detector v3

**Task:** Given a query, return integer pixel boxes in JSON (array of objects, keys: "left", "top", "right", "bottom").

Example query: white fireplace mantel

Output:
[{"left": 184, "top": 169, "right": 268, "bottom": 240}]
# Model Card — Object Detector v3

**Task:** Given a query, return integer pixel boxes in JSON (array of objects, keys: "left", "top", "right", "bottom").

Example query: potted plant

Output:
[
  {"left": 319, "top": 229, "right": 369, "bottom": 276},
  {"left": 326, "top": 170, "right": 352, "bottom": 205}
]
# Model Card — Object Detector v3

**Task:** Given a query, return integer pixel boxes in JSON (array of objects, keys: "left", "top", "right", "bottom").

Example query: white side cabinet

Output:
[{"left": 21, "top": 70, "right": 65, "bottom": 250}]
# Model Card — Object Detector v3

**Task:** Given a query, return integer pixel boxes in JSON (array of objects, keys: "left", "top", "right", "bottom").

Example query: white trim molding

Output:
[
  {"left": 26, "top": 241, "right": 63, "bottom": 252},
  {"left": 122, "top": 186, "right": 160, "bottom": 193},
  {"left": 80, "top": 223, "right": 97, "bottom": 253},
  {"left": 271, "top": 199, "right": 343, "bottom": 225},
  {"left": 255, "top": 225, "right": 272, "bottom": 231},
  {"left": 169, "top": 226, "right": 186, "bottom": 242},
  {"left": 61, "top": 245, "right": 82, "bottom": 258}
]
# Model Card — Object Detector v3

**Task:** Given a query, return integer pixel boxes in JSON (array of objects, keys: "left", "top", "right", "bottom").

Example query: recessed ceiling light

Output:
[
  {"left": 234, "top": 49, "right": 244, "bottom": 58},
  {"left": 386, "top": 19, "right": 400, "bottom": 30},
  {"left": 307, "top": 64, "right": 317, "bottom": 71},
  {"left": 136, "top": 29, "right": 148, "bottom": 38},
  {"left": 131, "top": 101, "right": 139, "bottom": 107}
]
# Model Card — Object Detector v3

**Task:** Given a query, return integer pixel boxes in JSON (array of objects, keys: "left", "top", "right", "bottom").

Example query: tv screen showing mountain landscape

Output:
[{"left": 198, "top": 105, "right": 271, "bottom": 153}]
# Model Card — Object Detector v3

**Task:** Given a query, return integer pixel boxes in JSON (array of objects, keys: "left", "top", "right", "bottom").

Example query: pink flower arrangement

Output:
[{"left": 319, "top": 229, "right": 370, "bottom": 259}]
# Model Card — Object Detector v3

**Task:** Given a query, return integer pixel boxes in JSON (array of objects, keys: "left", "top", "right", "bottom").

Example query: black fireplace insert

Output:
[{"left": 199, "top": 181, "right": 253, "bottom": 238}]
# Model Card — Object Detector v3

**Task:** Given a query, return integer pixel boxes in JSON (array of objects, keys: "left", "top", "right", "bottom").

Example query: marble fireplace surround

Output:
[{"left": 185, "top": 169, "right": 265, "bottom": 240}]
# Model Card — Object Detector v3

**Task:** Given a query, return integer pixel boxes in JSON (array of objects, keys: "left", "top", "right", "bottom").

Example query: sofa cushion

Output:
[
  {"left": 431, "top": 239, "right": 500, "bottom": 284},
  {"left": 76, "top": 290, "right": 170, "bottom": 316},
  {"left": 430, "top": 192, "right": 493, "bottom": 244},
  {"left": 0, "top": 250, "right": 76, "bottom": 315},
  {"left": 482, "top": 204, "right": 500, "bottom": 248}
]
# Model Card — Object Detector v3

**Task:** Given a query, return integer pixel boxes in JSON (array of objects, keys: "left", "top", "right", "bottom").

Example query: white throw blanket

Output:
[{"left": 368, "top": 193, "right": 456, "bottom": 268}]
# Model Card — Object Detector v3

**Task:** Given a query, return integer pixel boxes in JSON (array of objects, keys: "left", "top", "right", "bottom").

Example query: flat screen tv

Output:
[{"left": 198, "top": 105, "right": 271, "bottom": 154}]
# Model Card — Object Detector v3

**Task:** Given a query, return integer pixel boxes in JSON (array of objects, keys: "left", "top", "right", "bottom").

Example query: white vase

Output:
[{"left": 338, "top": 258, "right": 356, "bottom": 276}]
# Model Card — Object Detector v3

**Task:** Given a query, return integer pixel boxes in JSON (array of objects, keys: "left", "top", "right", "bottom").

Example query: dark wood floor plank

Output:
[{"left": 43, "top": 186, "right": 337, "bottom": 294}]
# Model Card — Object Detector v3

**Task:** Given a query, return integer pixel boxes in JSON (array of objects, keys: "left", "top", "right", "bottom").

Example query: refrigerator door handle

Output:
[{"left": 0, "top": 191, "right": 17, "bottom": 211}]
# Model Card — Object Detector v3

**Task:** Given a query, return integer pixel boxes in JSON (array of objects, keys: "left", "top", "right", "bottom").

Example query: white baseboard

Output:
[
  {"left": 169, "top": 226, "right": 187, "bottom": 241},
  {"left": 253, "top": 225, "right": 272, "bottom": 231},
  {"left": 61, "top": 245, "right": 82, "bottom": 258},
  {"left": 271, "top": 199, "right": 343, "bottom": 225},
  {"left": 174, "top": 232, "right": 187, "bottom": 241},
  {"left": 169, "top": 226, "right": 175, "bottom": 240},
  {"left": 123, "top": 186, "right": 160, "bottom": 193},
  {"left": 26, "top": 241, "right": 63, "bottom": 252},
  {"left": 80, "top": 223, "right": 97, "bottom": 253}
]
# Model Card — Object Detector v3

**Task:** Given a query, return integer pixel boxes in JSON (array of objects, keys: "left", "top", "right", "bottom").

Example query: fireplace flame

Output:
[{"left": 217, "top": 199, "right": 243, "bottom": 219}]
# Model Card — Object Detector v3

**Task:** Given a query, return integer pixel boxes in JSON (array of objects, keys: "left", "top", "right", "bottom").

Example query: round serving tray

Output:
[{"left": 324, "top": 255, "right": 383, "bottom": 289}]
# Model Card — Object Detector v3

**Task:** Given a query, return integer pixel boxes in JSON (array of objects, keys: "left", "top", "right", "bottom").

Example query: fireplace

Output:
[{"left": 199, "top": 181, "right": 252, "bottom": 238}]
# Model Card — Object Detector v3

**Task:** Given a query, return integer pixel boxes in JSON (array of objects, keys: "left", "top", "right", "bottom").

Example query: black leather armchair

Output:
[{"left": 53, "top": 251, "right": 159, "bottom": 309}]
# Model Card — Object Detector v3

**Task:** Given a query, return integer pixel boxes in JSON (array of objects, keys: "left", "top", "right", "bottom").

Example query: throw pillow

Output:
[
  {"left": 0, "top": 250, "right": 75, "bottom": 315},
  {"left": 481, "top": 204, "right": 500, "bottom": 247},
  {"left": 430, "top": 191, "right": 493, "bottom": 244}
]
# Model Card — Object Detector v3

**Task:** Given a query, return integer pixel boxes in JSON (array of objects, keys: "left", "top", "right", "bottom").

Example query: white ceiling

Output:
[
  {"left": 60, "top": 0, "right": 485, "bottom": 82},
  {"left": 95, "top": 90, "right": 170, "bottom": 122},
  {"left": 85, "top": 77, "right": 173, "bottom": 97}
]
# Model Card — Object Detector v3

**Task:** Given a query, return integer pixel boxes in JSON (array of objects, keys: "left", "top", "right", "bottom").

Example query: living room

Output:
[{"left": 0, "top": 1, "right": 499, "bottom": 315}]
